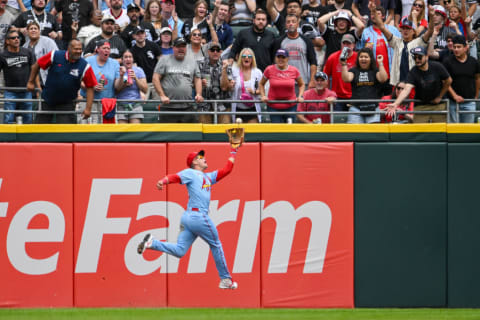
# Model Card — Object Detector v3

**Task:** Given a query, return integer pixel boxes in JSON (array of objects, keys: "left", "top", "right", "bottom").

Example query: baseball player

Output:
[{"left": 137, "top": 146, "right": 240, "bottom": 290}]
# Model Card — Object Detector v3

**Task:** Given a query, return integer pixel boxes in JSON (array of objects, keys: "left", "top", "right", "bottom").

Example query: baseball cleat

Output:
[
  {"left": 137, "top": 233, "right": 153, "bottom": 254},
  {"left": 219, "top": 278, "right": 238, "bottom": 290}
]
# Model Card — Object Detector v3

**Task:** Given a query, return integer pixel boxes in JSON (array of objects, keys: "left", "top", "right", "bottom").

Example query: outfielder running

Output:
[{"left": 137, "top": 147, "right": 239, "bottom": 290}]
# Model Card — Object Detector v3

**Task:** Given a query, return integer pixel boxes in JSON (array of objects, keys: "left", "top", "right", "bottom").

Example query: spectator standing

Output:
[
  {"left": 52, "top": 0, "right": 93, "bottom": 49},
  {"left": 144, "top": 0, "right": 165, "bottom": 36},
  {"left": 181, "top": 0, "right": 211, "bottom": 41},
  {"left": 372, "top": 5, "right": 435, "bottom": 86},
  {"left": 351, "top": 0, "right": 395, "bottom": 26},
  {"left": 443, "top": 35, "right": 480, "bottom": 123},
  {"left": 323, "top": 33, "right": 357, "bottom": 112},
  {"left": 229, "top": 8, "right": 275, "bottom": 71},
  {"left": 121, "top": 3, "right": 159, "bottom": 48},
  {"left": 27, "top": 39, "right": 97, "bottom": 124},
  {"left": 302, "top": 0, "right": 328, "bottom": 27},
  {"left": 432, "top": 5, "right": 457, "bottom": 51},
  {"left": 259, "top": 48, "right": 305, "bottom": 123},
  {"left": 211, "top": 0, "right": 233, "bottom": 50},
  {"left": 197, "top": 42, "right": 231, "bottom": 123},
  {"left": 387, "top": 46, "right": 452, "bottom": 123},
  {"left": 231, "top": 47, "right": 263, "bottom": 123},
  {"left": 428, "top": 31, "right": 455, "bottom": 62},
  {"left": 266, "top": 0, "right": 301, "bottom": 34},
  {"left": 80, "top": 40, "right": 122, "bottom": 123},
  {"left": 273, "top": 14, "right": 317, "bottom": 90},
  {"left": 116, "top": 50, "right": 148, "bottom": 123},
  {"left": 0, "top": 30, "right": 37, "bottom": 124},
  {"left": 102, "top": 0, "right": 130, "bottom": 32},
  {"left": 84, "top": 14, "right": 128, "bottom": 61},
  {"left": 407, "top": 0, "right": 428, "bottom": 37},
  {"left": 158, "top": 26, "right": 174, "bottom": 54},
  {"left": 131, "top": 26, "right": 161, "bottom": 83},
  {"left": 229, "top": 0, "right": 256, "bottom": 26},
  {"left": 152, "top": 37, "right": 203, "bottom": 123},
  {"left": 161, "top": 0, "right": 185, "bottom": 38},
  {"left": 76, "top": 9, "right": 103, "bottom": 47},
  {"left": 0, "top": 0, "right": 14, "bottom": 50},
  {"left": 359, "top": 5, "right": 400, "bottom": 80},
  {"left": 297, "top": 71, "right": 337, "bottom": 123},
  {"left": 318, "top": 9, "right": 365, "bottom": 58},
  {"left": 13, "top": 0, "right": 60, "bottom": 41},
  {"left": 131, "top": 26, "right": 161, "bottom": 99},
  {"left": 23, "top": 21, "right": 58, "bottom": 86},
  {"left": 176, "top": 0, "right": 210, "bottom": 19},
  {"left": 341, "top": 48, "right": 388, "bottom": 123}
]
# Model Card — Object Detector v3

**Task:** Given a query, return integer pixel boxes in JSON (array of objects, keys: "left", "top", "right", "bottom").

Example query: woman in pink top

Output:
[{"left": 259, "top": 48, "right": 305, "bottom": 123}]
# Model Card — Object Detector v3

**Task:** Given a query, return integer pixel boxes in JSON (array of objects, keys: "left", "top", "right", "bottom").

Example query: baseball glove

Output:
[{"left": 226, "top": 127, "right": 245, "bottom": 148}]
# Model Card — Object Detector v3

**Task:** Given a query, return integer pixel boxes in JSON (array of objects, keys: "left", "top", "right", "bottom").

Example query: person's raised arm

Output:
[
  {"left": 318, "top": 10, "right": 339, "bottom": 33},
  {"left": 216, "top": 147, "right": 240, "bottom": 181},
  {"left": 421, "top": 5, "right": 436, "bottom": 43},
  {"left": 266, "top": 0, "right": 280, "bottom": 23},
  {"left": 370, "top": 0, "right": 392, "bottom": 40},
  {"left": 375, "top": 55, "right": 388, "bottom": 83}
]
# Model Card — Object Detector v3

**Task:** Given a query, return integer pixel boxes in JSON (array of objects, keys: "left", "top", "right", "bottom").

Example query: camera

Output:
[{"left": 340, "top": 47, "right": 350, "bottom": 61}]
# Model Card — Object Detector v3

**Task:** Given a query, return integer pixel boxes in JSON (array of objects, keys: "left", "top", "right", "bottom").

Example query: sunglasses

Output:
[
  {"left": 242, "top": 54, "right": 253, "bottom": 58},
  {"left": 315, "top": 77, "right": 327, "bottom": 81},
  {"left": 444, "top": 0, "right": 451, "bottom": 3},
  {"left": 191, "top": 33, "right": 201, "bottom": 37},
  {"left": 413, "top": 3, "right": 424, "bottom": 7},
  {"left": 413, "top": 55, "right": 424, "bottom": 60},
  {"left": 196, "top": 155, "right": 204, "bottom": 160},
  {"left": 276, "top": 55, "right": 287, "bottom": 59},
  {"left": 396, "top": 86, "right": 405, "bottom": 90},
  {"left": 8, "top": 36, "right": 20, "bottom": 40},
  {"left": 209, "top": 48, "right": 221, "bottom": 52}
]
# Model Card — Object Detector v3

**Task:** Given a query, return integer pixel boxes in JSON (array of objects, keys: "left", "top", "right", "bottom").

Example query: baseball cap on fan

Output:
[{"left": 186, "top": 150, "right": 205, "bottom": 167}]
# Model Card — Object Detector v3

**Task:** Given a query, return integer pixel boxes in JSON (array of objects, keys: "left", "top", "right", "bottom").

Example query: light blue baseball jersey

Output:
[{"left": 179, "top": 168, "right": 218, "bottom": 213}]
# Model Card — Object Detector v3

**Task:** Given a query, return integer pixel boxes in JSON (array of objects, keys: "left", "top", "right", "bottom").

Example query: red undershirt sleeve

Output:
[{"left": 216, "top": 159, "right": 234, "bottom": 182}]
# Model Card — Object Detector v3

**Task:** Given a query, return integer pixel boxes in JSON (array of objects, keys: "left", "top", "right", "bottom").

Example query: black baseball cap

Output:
[
  {"left": 127, "top": 3, "right": 140, "bottom": 11},
  {"left": 173, "top": 37, "right": 187, "bottom": 46}
]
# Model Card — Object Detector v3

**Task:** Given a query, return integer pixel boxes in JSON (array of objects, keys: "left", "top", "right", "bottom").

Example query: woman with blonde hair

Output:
[
  {"left": 407, "top": 0, "right": 427, "bottom": 36},
  {"left": 231, "top": 47, "right": 263, "bottom": 123}
]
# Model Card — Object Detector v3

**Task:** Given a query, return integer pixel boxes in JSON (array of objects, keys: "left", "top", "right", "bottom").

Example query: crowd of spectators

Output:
[{"left": 0, "top": 0, "right": 479, "bottom": 124}]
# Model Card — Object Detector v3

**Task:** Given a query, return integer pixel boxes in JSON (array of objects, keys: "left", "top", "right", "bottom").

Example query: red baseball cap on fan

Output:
[
  {"left": 186, "top": 150, "right": 205, "bottom": 167},
  {"left": 162, "top": 0, "right": 175, "bottom": 4}
]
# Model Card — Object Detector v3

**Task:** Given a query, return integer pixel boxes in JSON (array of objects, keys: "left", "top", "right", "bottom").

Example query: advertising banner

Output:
[
  {"left": 0, "top": 144, "right": 73, "bottom": 307},
  {"left": 261, "top": 143, "right": 354, "bottom": 308},
  {"left": 73, "top": 143, "right": 168, "bottom": 307},
  {"left": 0, "top": 142, "right": 354, "bottom": 308}
]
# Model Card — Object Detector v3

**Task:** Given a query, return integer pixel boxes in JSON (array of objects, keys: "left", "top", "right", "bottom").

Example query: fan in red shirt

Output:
[
  {"left": 259, "top": 48, "right": 305, "bottom": 123},
  {"left": 297, "top": 71, "right": 337, "bottom": 123}
]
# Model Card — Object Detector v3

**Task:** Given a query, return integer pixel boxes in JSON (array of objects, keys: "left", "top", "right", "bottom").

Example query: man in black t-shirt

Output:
[
  {"left": 0, "top": 30, "right": 37, "bottom": 124},
  {"left": 387, "top": 46, "right": 452, "bottom": 123},
  {"left": 131, "top": 27, "right": 161, "bottom": 82},
  {"left": 120, "top": 3, "right": 158, "bottom": 48},
  {"left": 52, "top": 0, "right": 93, "bottom": 49},
  {"left": 13, "top": 0, "right": 60, "bottom": 41},
  {"left": 443, "top": 35, "right": 480, "bottom": 123}
]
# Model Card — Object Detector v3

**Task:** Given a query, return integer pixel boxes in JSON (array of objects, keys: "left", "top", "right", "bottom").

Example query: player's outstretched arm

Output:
[
  {"left": 217, "top": 147, "right": 238, "bottom": 182},
  {"left": 156, "top": 174, "right": 181, "bottom": 190}
]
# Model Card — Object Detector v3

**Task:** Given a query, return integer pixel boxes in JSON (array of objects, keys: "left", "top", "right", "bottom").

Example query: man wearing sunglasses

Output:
[
  {"left": 0, "top": 29, "right": 37, "bottom": 124},
  {"left": 386, "top": 46, "right": 452, "bottom": 123},
  {"left": 138, "top": 147, "right": 240, "bottom": 290}
]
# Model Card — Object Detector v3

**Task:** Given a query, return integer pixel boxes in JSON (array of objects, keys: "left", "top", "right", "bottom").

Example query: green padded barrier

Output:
[
  {"left": 447, "top": 143, "right": 480, "bottom": 307},
  {"left": 355, "top": 142, "right": 447, "bottom": 307}
]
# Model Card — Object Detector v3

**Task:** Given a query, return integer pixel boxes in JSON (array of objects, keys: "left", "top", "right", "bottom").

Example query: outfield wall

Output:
[{"left": 0, "top": 124, "right": 479, "bottom": 308}]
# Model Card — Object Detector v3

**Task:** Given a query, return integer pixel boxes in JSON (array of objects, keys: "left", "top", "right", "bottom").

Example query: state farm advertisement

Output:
[{"left": 0, "top": 142, "right": 353, "bottom": 308}]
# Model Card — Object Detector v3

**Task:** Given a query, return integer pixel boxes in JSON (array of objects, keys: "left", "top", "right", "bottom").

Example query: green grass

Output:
[{"left": 1, "top": 308, "right": 480, "bottom": 320}]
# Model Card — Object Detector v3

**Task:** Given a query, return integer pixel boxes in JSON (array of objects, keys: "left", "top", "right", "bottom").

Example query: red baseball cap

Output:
[
  {"left": 186, "top": 150, "right": 204, "bottom": 167},
  {"left": 162, "top": 0, "right": 175, "bottom": 4}
]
